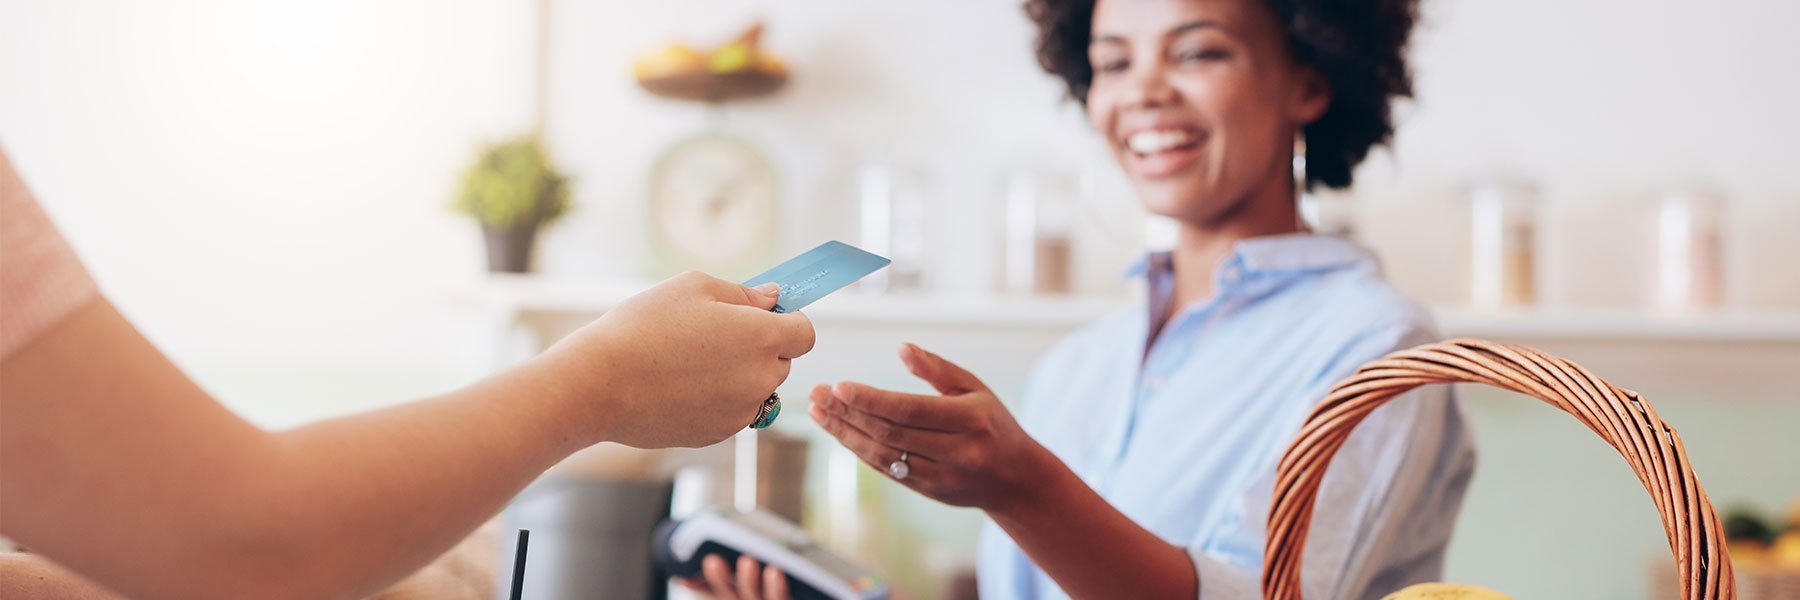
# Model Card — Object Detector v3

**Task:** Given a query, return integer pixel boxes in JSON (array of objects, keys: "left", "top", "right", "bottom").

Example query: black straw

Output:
[{"left": 508, "top": 529, "right": 530, "bottom": 600}]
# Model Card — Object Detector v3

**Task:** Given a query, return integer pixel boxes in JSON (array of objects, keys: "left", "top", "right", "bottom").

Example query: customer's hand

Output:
[
  {"left": 809, "top": 344, "right": 1054, "bottom": 513},
  {"left": 676, "top": 554, "right": 791, "bottom": 600},
  {"left": 538, "top": 272, "right": 815, "bottom": 449}
]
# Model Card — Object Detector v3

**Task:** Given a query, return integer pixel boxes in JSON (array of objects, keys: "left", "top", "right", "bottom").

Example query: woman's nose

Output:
[{"left": 1119, "top": 61, "right": 1179, "bottom": 110}]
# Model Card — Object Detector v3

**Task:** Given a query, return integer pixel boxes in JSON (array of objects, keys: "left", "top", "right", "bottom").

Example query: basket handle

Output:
[{"left": 1260, "top": 338, "right": 1735, "bottom": 599}]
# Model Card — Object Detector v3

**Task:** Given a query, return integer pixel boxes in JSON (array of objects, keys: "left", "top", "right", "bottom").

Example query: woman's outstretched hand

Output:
[{"left": 808, "top": 344, "right": 1055, "bottom": 514}]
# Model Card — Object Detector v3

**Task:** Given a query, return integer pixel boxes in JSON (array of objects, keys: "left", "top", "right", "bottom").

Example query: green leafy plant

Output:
[
  {"left": 1726, "top": 505, "right": 1778, "bottom": 546},
  {"left": 453, "top": 135, "right": 570, "bottom": 230}
]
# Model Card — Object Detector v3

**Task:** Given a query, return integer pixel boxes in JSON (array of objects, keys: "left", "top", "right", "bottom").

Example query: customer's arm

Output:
[
  {"left": 0, "top": 553, "right": 123, "bottom": 600},
  {"left": 0, "top": 517, "right": 499, "bottom": 599},
  {"left": 0, "top": 273, "right": 814, "bottom": 599},
  {"left": 368, "top": 518, "right": 503, "bottom": 599}
]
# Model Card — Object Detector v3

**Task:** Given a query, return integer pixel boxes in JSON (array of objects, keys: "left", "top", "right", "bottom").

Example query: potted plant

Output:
[{"left": 453, "top": 134, "right": 570, "bottom": 273}]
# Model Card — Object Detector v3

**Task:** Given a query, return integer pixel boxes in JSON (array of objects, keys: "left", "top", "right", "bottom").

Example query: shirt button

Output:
[{"left": 1147, "top": 378, "right": 1168, "bottom": 392}]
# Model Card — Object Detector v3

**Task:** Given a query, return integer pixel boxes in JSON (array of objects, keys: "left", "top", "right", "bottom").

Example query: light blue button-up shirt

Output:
[{"left": 977, "top": 234, "right": 1477, "bottom": 600}]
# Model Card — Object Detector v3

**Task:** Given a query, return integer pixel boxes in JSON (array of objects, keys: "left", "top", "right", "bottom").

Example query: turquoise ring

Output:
[{"left": 750, "top": 393, "right": 781, "bottom": 430}]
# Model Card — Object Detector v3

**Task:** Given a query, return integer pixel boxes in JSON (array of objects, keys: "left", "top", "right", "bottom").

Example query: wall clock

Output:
[{"left": 647, "top": 133, "right": 779, "bottom": 278}]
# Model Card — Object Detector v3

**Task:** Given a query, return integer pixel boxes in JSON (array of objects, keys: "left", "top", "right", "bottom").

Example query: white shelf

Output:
[
  {"left": 1434, "top": 307, "right": 1800, "bottom": 343},
  {"left": 462, "top": 273, "right": 1122, "bottom": 329},
  {"left": 463, "top": 274, "right": 1800, "bottom": 344}
]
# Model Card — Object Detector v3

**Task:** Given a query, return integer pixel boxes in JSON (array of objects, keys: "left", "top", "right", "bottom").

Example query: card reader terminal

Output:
[{"left": 654, "top": 509, "right": 889, "bottom": 600}]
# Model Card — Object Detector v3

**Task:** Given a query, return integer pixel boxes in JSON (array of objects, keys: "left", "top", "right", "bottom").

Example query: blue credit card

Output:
[{"left": 743, "top": 241, "right": 891, "bottom": 313}]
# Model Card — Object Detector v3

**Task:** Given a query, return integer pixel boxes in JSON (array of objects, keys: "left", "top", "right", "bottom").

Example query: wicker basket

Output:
[
  {"left": 1652, "top": 558, "right": 1800, "bottom": 600},
  {"left": 1261, "top": 338, "right": 1737, "bottom": 599}
]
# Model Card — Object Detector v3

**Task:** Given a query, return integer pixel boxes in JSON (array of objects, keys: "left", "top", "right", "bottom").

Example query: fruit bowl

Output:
[
  {"left": 638, "top": 70, "right": 787, "bottom": 103},
  {"left": 633, "top": 22, "right": 789, "bottom": 104}
]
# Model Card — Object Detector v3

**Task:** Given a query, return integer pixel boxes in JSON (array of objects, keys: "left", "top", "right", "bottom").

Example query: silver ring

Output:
[{"left": 887, "top": 451, "right": 911, "bottom": 480}]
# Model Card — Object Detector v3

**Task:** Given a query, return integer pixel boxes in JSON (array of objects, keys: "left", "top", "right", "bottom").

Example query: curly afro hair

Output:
[{"left": 1024, "top": 0, "right": 1418, "bottom": 190}]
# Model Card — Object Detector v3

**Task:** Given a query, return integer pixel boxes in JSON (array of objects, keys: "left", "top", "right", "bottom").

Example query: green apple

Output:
[{"left": 710, "top": 43, "right": 752, "bottom": 73}]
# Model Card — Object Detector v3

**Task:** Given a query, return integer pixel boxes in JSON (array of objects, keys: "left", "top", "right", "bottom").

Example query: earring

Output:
[
  {"left": 1292, "top": 132, "right": 1308, "bottom": 196},
  {"left": 1293, "top": 132, "right": 1317, "bottom": 232}
]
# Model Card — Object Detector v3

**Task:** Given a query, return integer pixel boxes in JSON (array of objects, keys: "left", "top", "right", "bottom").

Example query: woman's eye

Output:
[
  {"left": 1094, "top": 58, "right": 1129, "bottom": 74},
  {"left": 1176, "top": 48, "right": 1229, "bottom": 62}
]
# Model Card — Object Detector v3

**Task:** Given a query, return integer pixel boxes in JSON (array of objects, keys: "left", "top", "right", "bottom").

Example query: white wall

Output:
[
  {"left": 533, "top": 0, "right": 1800, "bottom": 313},
  {"left": 1357, "top": 0, "right": 1800, "bottom": 310},
  {"left": 2, "top": 0, "right": 539, "bottom": 424},
  {"left": 532, "top": 1, "right": 1139, "bottom": 292}
]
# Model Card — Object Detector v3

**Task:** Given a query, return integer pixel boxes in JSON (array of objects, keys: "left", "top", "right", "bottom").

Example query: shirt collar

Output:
[
  {"left": 1125, "top": 233, "right": 1376, "bottom": 281},
  {"left": 1233, "top": 233, "right": 1375, "bottom": 273},
  {"left": 1127, "top": 234, "right": 1378, "bottom": 339}
]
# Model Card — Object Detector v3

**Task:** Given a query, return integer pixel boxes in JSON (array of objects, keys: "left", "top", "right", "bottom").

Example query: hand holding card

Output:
[
  {"left": 740, "top": 241, "right": 890, "bottom": 429},
  {"left": 537, "top": 271, "right": 815, "bottom": 448}
]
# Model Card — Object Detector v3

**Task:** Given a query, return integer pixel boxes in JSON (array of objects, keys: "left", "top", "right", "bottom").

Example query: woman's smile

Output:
[{"left": 1121, "top": 124, "right": 1207, "bottom": 178}]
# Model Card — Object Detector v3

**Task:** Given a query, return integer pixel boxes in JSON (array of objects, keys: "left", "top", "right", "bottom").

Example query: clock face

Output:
[{"left": 649, "top": 135, "right": 778, "bottom": 274}]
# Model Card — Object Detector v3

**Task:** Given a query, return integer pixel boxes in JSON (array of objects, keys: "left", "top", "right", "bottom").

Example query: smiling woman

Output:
[
  {"left": 689, "top": 0, "right": 1468, "bottom": 599},
  {"left": 1033, "top": 0, "right": 1415, "bottom": 192}
]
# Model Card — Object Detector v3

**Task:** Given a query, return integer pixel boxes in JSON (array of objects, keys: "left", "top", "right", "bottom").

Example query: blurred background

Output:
[{"left": 4, "top": 0, "right": 1798, "bottom": 598}]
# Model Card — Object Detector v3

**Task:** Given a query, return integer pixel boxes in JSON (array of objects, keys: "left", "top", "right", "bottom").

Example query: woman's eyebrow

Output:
[
  {"left": 1091, "top": 19, "right": 1223, "bottom": 47},
  {"left": 1165, "top": 20, "right": 1224, "bottom": 38},
  {"left": 1092, "top": 33, "right": 1127, "bottom": 47}
]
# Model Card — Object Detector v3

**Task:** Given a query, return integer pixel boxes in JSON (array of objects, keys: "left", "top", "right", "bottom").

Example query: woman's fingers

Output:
[
  {"left": 769, "top": 311, "right": 816, "bottom": 360},
  {"left": 811, "top": 387, "right": 960, "bottom": 460},
  {"left": 764, "top": 565, "right": 790, "bottom": 600},
  {"left": 736, "top": 555, "right": 763, "bottom": 600},
  {"left": 722, "top": 279, "right": 781, "bottom": 311},
  {"left": 828, "top": 381, "right": 977, "bottom": 432},
  {"left": 899, "top": 343, "right": 989, "bottom": 396},
  {"left": 809, "top": 400, "right": 934, "bottom": 481},
  {"left": 687, "top": 555, "right": 784, "bottom": 600},
  {"left": 702, "top": 554, "right": 739, "bottom": 600}
]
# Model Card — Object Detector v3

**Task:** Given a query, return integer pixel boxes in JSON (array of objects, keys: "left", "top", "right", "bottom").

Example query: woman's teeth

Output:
[{"left": 1127, "top": 130, "right": 1197, "bottom": 155}]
